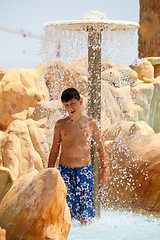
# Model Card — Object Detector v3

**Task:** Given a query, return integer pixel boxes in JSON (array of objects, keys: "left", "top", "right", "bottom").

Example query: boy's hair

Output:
[{"left": 61, "top": 88, "right": 80, "bottom": 102}]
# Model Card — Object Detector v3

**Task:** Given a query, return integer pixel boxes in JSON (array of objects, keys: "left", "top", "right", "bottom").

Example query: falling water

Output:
[{"left": 40, "top": 23, "right": 138, "bottom": 65}]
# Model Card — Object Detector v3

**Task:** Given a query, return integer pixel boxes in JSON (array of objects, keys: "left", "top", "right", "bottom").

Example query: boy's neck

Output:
[{"left": 70, "top": 113, "right": 83, "bottom": 122}]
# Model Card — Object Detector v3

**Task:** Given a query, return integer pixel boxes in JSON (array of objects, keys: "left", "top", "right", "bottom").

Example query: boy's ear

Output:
[{"left": 80, "top": 97, "right": 83, "bottom": 105}]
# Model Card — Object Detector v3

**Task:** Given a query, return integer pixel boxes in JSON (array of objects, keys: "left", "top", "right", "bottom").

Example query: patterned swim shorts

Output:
[{"left": 58, "top": 164, "right": 95, "bottom": 221}]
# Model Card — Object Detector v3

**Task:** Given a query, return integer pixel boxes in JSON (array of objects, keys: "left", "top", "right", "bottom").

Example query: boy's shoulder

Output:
[
  {"left": 54, "top": 117, "right": 69, "bottom": 132},
  {"left": 55, "top": 116, "right": 70, "bottom": 126},
  {"left": 83, "top": 116, "right": 99, "bottom": 128},
  {"left": 86, "top": 116, "right": 98, "bottom": 123}
]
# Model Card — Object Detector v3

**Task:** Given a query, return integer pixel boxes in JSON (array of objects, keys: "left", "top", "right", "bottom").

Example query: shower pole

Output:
[{"left": 88, "top": 27, "right": 101, "bottom": 218}]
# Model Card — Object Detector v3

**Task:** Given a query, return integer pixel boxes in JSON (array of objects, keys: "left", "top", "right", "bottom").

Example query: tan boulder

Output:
[
  {"left": 134, "top": 60, "right": 154, "bottom": 83},
  {"left": 101, "top": 58, "right": 116, "bottom": 72},
  {"left": 0, "top": 68, "right": 49, "bottom": 129},
  {"left": 154, "top": 64, "right": 160, "bottom": 78},
  {"left": 102, "top": 68, "right": 121, "bottom": 86},
  {"left": 0, "top": 227, "right": 6, "bottom": 240},
  {"left": 145, "top": 57, "right": 160, "bottom": 78},
  {"left": 131, "top": 83, "right": 154, "bottom": 125},
  {"left": 131, "top": 82, "right": 154, "bottom": 123},
  {"left": 0, "top": 167, "right": 15, "bottom": 202},
  {"left": 29, "top": 100, "right": 63, "bottom": 121},
  {"left": 42, "top": 59, "right": 86, "bottom": 100},
  {"left": 102, "top": 65, "right": 137, "bottom": 87},
  {"left": 1, "top": 120, "right": 43, "bottom": 179},
  {"left": 71, "top": 57, "right": 116, "bottom": 72},
  {"left": 0, "top": 168, "right": 71, "bottom": 240},
  {"left": 0, "top": 132, "right": 5, "bottom": 166},
  {"left": 131, "top": 79, "right": 160, "bottom": 132},
  {"left": 149, "top": 78, "right": 160, "bottom": 132},
  {"left": 73, "top": 75, "right": 88, "bottom": 96},
  {"left": 101, "top": 81, "right": 139, "bottom": 127},
  {"left": 102, "top": 120, "right": 154, "bottom": 142},
  {"left": 24, "top": 117, "right": 57, "bottom": 168},
  {"left": 0, "top": 66, "right": 5, "bottom": 81},
  {"left": 102, "top": 121, "right": 160, "bottom": 214}
]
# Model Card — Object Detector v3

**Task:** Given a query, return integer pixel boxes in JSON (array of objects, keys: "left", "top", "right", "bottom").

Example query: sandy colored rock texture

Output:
[
  {"left": 41, "top": 59, "right": 87, "bottom": 100},
  {"left": 102, "top": 64, "right": 138, "bottom": 87},
  {"left": 145, "top": 57, "right": 160, "bottom": 78},
  {"left": 0, "top": 168, "right": 71, "bottom": 240},
  {"left": 1, "top": 120, "right": 43, "bottom": 179},
  {"left": 0, "top": 68, "right": 49, "bottom": 129},
  {"left": 0, "top": 167, "right": 15, "bottom": 203},
  {"left": 0, "top": 66, "right": 5, "bottom": 81},
  {"left": 102, "top": 121, "right": 160, "bottom": 214},
  {"left": 134, "top": 60, "right": 154, "bottom": 83},
  {"left": 0, "top": 227, "right": 6, "bottom": 240}
]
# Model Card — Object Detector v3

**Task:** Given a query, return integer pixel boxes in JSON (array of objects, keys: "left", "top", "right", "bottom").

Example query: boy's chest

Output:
[{"left": 61, "top": 123, "right": 92, "bottom": 142}]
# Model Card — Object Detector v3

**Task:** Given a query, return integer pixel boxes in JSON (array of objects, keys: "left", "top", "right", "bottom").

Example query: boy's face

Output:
[{"left": 62, "top": 97, "right": 83, "bottom": 120}]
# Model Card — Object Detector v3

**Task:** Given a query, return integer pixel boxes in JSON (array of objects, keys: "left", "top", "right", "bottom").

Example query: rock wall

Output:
[{"left": 102, "top": 121, "right": 160, "bottom": 213}]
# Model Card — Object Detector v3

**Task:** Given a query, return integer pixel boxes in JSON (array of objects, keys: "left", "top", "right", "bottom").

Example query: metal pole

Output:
[{"left": 88, "top": 27, "right": 101, "bottom": 218}]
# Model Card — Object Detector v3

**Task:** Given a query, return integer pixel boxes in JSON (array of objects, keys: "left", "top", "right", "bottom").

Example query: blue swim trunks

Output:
[{"left": 58, "top": 164, "right": 95, "bottom": 221}]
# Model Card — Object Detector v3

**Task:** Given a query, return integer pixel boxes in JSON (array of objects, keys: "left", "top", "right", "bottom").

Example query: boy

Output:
[{"left": 48, "top": 88, "right": 108, "bottom": 224}]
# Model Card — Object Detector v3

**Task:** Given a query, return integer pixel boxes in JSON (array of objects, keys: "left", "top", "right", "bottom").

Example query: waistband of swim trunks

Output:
[{"left": 58, "top": 164, "right": 92, "bottom": 171}]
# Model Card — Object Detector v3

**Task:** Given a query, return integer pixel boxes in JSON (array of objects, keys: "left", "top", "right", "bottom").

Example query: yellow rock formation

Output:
[
  {"left": 102, "top": 121, "right": 160, "bottom": 214},
  {"left": 0, "top": 66, "right": 5, "bottom": 81},
  {"left": 0, "top": 68, "right": 49, "bottom": 129},
  {"left": 41, "top": 59, "right": 86, "bottom": 100},
  {"left": 102, "top": 65, "right": 138, "bottom": 87},
  {"left": 1, "top": 120, "right": 43, "bottom": 179},
  {"left": 0, "top": 227, "right": 6, "bottom": 240},
  {"left": 0, "top": 168, "right": 71, "bottom": 240},
  {"left": 134, "top": 60, "right": 154, "bottom": 83},
  {"left": 0, "top": 167, "right": 15, "bottom": 202}
]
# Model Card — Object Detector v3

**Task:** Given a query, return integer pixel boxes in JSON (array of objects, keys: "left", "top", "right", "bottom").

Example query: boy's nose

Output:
[{"left": 69, "top": 105, "right": 74, "bottom": 110}]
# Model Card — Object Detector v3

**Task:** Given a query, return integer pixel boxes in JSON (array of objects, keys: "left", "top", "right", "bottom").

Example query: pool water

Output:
[{"left": 68, "top": 209, "right": 160, "bottom": 240}]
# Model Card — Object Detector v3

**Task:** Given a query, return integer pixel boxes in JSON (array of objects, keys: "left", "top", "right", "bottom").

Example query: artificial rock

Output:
[
  {"left": 0, "top": 168, "right": 71, "bottom": 240},
  {"left": 0, "top": 68, "right": 49, "bottom": 129},
  {"left": 0, "top": 167, "right": 15, "bottom": 203},
  {"left": 102, "top": 65, "right": 138, "bottom": 87},
  {"left": 134, "top": 60, "right": 154, "bottom": 83},
  {"left": 1, "top": 120, "right": 43, "bottom": 179},
  {"left": 0, "top": 227, "right": 6, "bottom": 240},
  {"left": 102, "top": 121, "right": 160, "bottom": 214},
  {"left": 0, "top": 66, "right": 5, "bottom": 81}
]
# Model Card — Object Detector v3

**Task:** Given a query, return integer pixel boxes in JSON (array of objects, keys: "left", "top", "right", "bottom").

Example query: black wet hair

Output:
[{"left": 61, "top": 88, "right": 80, "bottom": 102}]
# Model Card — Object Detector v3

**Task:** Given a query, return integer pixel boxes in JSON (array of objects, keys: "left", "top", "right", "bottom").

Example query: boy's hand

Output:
[{"left": 99, "top": 168, "right": 108, "bottom": 186}]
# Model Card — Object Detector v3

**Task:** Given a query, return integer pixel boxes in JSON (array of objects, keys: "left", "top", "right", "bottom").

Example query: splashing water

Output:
[
  {"left": 68, "top": 209, "right": 160, "bottom": 240},
  {"left": 82, "top": 10, "right": 108, "bottom": 21},
  {"left": 41, "top": 25, "right": 138, "bottom": 66}
]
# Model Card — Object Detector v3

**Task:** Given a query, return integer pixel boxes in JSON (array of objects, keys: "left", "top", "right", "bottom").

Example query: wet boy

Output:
[{"left": 48, "top": 88, "right": 108, "bottom": 224}]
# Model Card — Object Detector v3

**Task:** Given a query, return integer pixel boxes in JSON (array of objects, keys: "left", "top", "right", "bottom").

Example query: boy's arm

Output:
[
  {"left": 48, "top": 121, "right": 61, "bottom": 168},
  {"left": 91, "top": 119, "right": 108, "bottom": 185}
]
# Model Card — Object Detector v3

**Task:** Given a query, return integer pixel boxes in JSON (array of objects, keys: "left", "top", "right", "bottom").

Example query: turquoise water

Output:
[{"left": 68, "top": 209, "right": 160, "bottom": 240}]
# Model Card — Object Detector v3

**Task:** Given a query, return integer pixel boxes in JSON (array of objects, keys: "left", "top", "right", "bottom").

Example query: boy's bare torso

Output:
[{"left": 59, "top": 115, "right": 93, "bottom": 168}]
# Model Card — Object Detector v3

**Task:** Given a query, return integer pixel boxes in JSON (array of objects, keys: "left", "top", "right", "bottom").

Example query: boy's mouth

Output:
[{"left": 71, "top": 110, "right": 76, "bottom": 114}]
